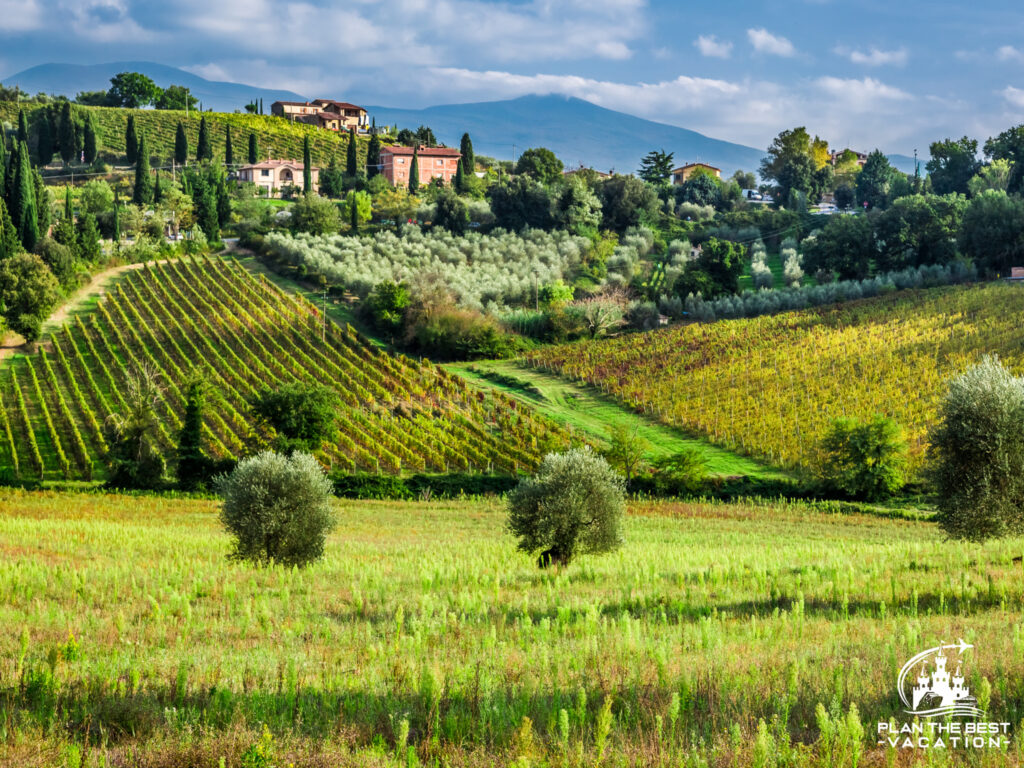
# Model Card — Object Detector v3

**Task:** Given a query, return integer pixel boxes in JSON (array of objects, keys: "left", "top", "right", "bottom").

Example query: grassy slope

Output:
[
  {"left": 447, "top": 359, "right": 786, "bottom": 478},
  {"left": 1, "top": 490, "right": 1022, "bottom": 766},
  {"left": 0, "top": 102, "right": 366, "bottom": 168}
]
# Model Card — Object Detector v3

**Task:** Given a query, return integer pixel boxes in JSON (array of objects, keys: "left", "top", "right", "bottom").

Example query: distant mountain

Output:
[
  {"left": 0, "top": 61, "right": 307, "bottom": 113},
  {"left": 367, "top": 95, "right": 766, "bottom": 178}
]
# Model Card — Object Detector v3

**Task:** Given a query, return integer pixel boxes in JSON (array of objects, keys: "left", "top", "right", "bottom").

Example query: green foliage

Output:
[
  {"left": 678, "top": 237, "right": 744, "bottom": 298},
  {"left": 107, "top": 72, "right": 162, "bottom": 109},
  {"left": 364, "top": 280, "right": 410, "bottom": 334},
  {"left": 929, "top": 356, "right": 1024, "bottom": 541},
  {"left": 958, "top": 190, "right": 1024, "bottom": 275},
  {"left": 855, "top": 150, "right": 895, "bottom": 210},
  {"left": 291, "top": 193, "right": 340, "bottom": 235},
  {"left": 155, "top": 85, "right": 197, "bottom": 111},
  {"left": 409, "top": 150, "right": 420, "bottom": 193},
  {"left": 638, "top": 149, "right": 674, "bottom": 187},
  {"left": 224, "top": 125, "right": 233, "bottom": 166},
  {"left": 76, "top": 213, "right": 101, "bottom": 263},
  {"left": 0, "top": 253, "right": 60, "bottom": 341},
  {"left": 83, "top": 113, "right": 98, "bottom": 164},
  {"left": 342, "top": 189, "right": 372, "bottom": 231},
  {"left": 515, "top": 147, "right": 564, "bottom": 185},
  {"left": 819, "top": 415, "right": 908, "bottom": 501},
  {"left": 196, "top": 117, "right": 212, "bottom": 162},
  {"left": 216, "top": 451, "right": 336, "bottom": 568},
  {"left": 759, "top": 127, "right": 823, "bottom": 203},
  {"left": 251, "top": 382, "right": 339, "bottom": 454},
  {"left": 538, "top": 279, "right": 574, "bottom": 307},
  {"left": 926, "top": 136, "right": 981, "bottom": 196},
  {"left": 247, "top": 132, "right": 258, "bottom": 165},
  {"left": 174, "top": 122, "right": 188, "bottom": 165},
  {"left": 487, "top": 176, "right": 553, "bottom": 231},
  {"left": 103, "top": 364, "right": 168, "bottom": 489},
  {"left": 554, "top": 176, "right": 602, "bottom": 235},
  {"left": 597, "top": 174, "right": 658, "bottom": 233},
  {"left": 125, "top": 114, "right": 138, "bottom": 164},
  {"left": 676, "top": 174, "right": 720, "bottom": 208},
  {"left": 459, "top": 132, "right": 474, "bottom": 175},
  {"left": 803, "top": 215, "right": 874, "bottom": 280},
  {"left": 10, "top": 142, "right": 39, "bottom": 251},
  {"left": 872, "top": 193, "right": 967, "bottom": 272},
  {"left": 80, "top": 179, "right": 114, "bottom": 215},
  {"left": 176, "top": 375, "right": 210, "bottom": 491},
  {"left": 651, "top": 449, "right": 707, "bottom": 496},
  {"left": 983, "top": 124, "right": 1024, "bottom": 195},
  {"left": 507, "top": 447, "right": 625, "bottom": 567},
  {"left": 432, "top": 188, "right": 467, "bottom": 234},
  {"left": 601, "top": 423, "right": 649, "bottom": 484},
  {"left": 0, "top": 197, "right": 18, "bottom": 260},
  {"left": 132, "top": 134, "right": 153, "bottom": 206}
]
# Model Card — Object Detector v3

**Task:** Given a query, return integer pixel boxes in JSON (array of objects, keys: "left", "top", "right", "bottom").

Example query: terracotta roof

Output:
[
  {"left": 381, "top": 145, "right": 461, "bottom": 158},
  {"left": 238, "top": 159, "right": 318, "bottom": 171},
  {"left": 671, "top": 162, "right": 721, "bottom": 173},
  {"left": 272, "top": 101, "right": 313, "bottom": 107},
  {"left": 313, "top": 99, "right": 365, "bottom": 111}
]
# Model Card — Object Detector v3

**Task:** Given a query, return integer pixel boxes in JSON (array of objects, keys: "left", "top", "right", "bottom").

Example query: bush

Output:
[
  {"left": 507, "top": 447, "right": 625, "bottom": 567},
  {"left": 928, "top": 357, "right": 1024, "bottom": 541},
  {"left": 216, "top": 451, "right": 336, "bottom": 567},
  {"left": 819, "top": 415, "right": 908, "bottom": 501},
  {"left": 251, "top": 382, "right": 339, "bottom": 453},
  {"left": 651, "top": 449, "right": 707, "bottom": 496}
]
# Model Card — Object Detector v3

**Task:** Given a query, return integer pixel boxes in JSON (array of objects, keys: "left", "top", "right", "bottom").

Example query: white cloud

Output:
[
  {"left": 815, "top": 76, "right": 910, "bottom": 107},
  {"left": 0, "top": 0, "right": 43, "bottom": 31},
  {"left": 1003, "top": 86, "right": 1024, "bottom": 108},
  {"left": 695, "top": 35, "right": 732, "bottom": 59},
  {"left": 997, "top": 46, "right": 1024, "bottom": 63},
  {"left": 747, "top": 28, "right": 796, "bottom": 57},
  {"left": 844, "top": 46, "right": 908, "bottom": 66}
]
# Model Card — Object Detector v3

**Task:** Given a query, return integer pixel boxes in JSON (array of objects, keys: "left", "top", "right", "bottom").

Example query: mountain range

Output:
[{"left": 2, "top": 61, "right": 920, "bottom": 177}]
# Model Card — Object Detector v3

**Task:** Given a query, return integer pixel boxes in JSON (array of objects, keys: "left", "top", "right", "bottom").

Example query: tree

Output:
[
  {"left": 459, "top": 132, "right": 475, "bottom": 177},
  {"left": 36, "top": 111, "right": 54, "bottom": 167},
  {"left": 290, "top": 192, "right": 340, "bottom": 235},
  {"left": 10, "top": 143, "right": 39, "bottom": 252},
  {"left": 651, "top": 449, "right": 707, "bottom": 496},
  {"left": 432, "top": 188, "right": 468, "bottom": 234},
  {"left": 731, "top": 170, "right": 756, "bottom": 190},
  {"left": 802, "top": 214, "right": 874, "bottom": 280},
  {"left": 155, "top": 85, "right": 197, "bottom": 111},
  {"left": 124, "top": 115, "right": 138, "bottom": 165},
  {"left": 32, "top": 170, "right": 51, "bottom": 240},
  {"left": 507, "top": 447, "right": 625, "bottom": 568},
  {"left": 929, "top": 357, "right": 1024, "bottom": 542},
  {"left": 57, "top": 103, "right": 75, "bottom": 166},
  {"left": 248, "top": 132, "right": 258, "bottom": 165},
  {"left": 196, "top": 117, "right": 212, "bottom": 162},
  {"left": 372, "top": 186, "right": 419, "bottom": 228},
  {"left": 216, "top": 451, "right": 335, "bottom": 568},
  {"left": 872, "top": 193, "right": 967, "bottom": 272},
  {"left": 342, "top": 189, "right": 372, "bottom": 232},
  {"left": 77, "top": 213, "right": 101, "bottom": 263},
  {"left": 409, "top": 149, "right": 420, "bottom": 193},
  {"left": 251, "top": 382, "right": 339, "bottom": 454},
  {"left": 602, "top": 424, "right": 649, "bottom": 485},
  {"left": 453, "top": 158, "right": 466, "bottom": 194},
  {"left": 107, "top": 72, "right": 162, "bottom": 108},
  {"left": 968, "top": 159, "right": 1012, "bottom": 196},
  {"left": 515, "top": 147, "right": 564, "bottom": 185},
  {"left": 74, "top": 90, "right": 108, "bottom": 106},
  {"left": 80, "top": 179, "right": 114, "bottom": 214},
  {"left": 17, "top": 109, "right": 28, "bottom": 143},
  {"left": 224, "top": 126, "right": 233, "bottom": 166},
  {"left": 174, "top": 122, "right": 188, "bottom": 166},
  {"left": 637, "top": 149, "right": 674, "bottom": 187},
  {"left": 553, "top": 175, "right": 602, "bottom": 235},
  {"left": 396, "top": 128, "right": 417, "bottom": 147},
  {"left": 186, "top": 167, "right": 218, "bottom": 240},
  {"left": 958, "top": 190, "right": 1024, "bottom": 276},
  {"left": 819, "top": 415, "right": 908, "bottom": 501},
  {"left": 153, "top": 169, "right": 163, "bottom": 204},
  {"left": 364, "top": 280, "right": 409, "bottom": 335},
  {"left": 596, "top": 174, "right": 658, "bottom": 232},
  {"left": 690, "top": 237, "right": 744, "bottom": 297},
  {"left": 676, "top": 174, "right": 720, "bottom": 207},
  {"left": 926, "top": 137, "right": 980, "bottom": 196},
  {"left": 366, "top": 133, "right": 381, "bottom": 179},
  {"left": 345, "top": 127, "right": 358, "bottom": 176},
  {"left": 487, "top": 176, "right": 553, "bottom": 231},
  {"left": 415, "top": 125, "right": 437, "bottom": 147},
  {"left": 176, "top": 375, "right": 211, "bottom": 490},
  {"left": 856, "top": 150, "right": 895, "bottom": 210},
  {"left": 0, "top": 198, "right": 18, "bottom": 260},
  {"left": 0, "top": 252, "right": 60, "bottom": 342},
  {"left": 132, "top": 133, "right": 153, "bottom": 206},
  {"left": 834, "top": 183, "right": 856, "bottom": 210},
  {"left": 759, "top": 127, "right": 820, "bottom": 203},
  {"left": 37, "top": 238, "right": 75, "bottom": 288},
  {"left": 303, "top": 135, "right": 312, "bottom": 193},
  {"left": 104, "top": 364, "right": 167, "bottom": 489},
  {"left": 983, "top": 124, "right": 1024, "bottom": 196},
  {"left": 83, "top": 114, "right": 98, "bottom": 164}
]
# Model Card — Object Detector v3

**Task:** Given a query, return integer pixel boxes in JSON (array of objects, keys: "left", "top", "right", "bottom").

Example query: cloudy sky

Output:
[{"left": 1, "top": 0, "right": 1023, "bottom": 154}]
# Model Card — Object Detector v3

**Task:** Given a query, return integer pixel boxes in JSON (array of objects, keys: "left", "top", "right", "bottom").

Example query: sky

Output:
[{"left": 1, "top": 0, "right": 1023, "bottom": 155}]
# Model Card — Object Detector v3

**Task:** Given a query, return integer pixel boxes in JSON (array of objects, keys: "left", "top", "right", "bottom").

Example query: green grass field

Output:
[
  {"left": 2, "top": 490, "right": 1023, "bottom": 766},
  {"left": 447, "top": 359, "right": 785, "bottom": 479}
]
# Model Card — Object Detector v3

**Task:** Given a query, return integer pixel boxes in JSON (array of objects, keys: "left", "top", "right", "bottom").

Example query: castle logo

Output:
[{"left": 897, "top": 639, "right": 984, "bottom": 719}]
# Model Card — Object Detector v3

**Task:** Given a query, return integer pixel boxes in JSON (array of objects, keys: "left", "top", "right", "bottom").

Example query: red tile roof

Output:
[
  {"left": 272, "top": 101, "right": 313, "bottom": 107},
  {"left": 313, "top": 99, "right": 365, "bottom": 111},
  {"left": 382, "top": 145, "right": 461, "bottom": 158}
]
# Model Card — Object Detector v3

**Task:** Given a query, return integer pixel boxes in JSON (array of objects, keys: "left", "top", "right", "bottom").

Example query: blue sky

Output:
[{"left": 1, "top": 0, "right": 1023, "bottom": 154}]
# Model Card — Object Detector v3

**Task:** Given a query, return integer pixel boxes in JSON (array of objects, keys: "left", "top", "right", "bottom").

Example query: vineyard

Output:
[
  {"left": 0, "top": 102, "right": 364, "bottom": 168},
  {"left": 527, "top": 280, "right": 1024, "bottom": 475},
  {"left": 0, "top": 257, "right": 568, "bottom": 482}
]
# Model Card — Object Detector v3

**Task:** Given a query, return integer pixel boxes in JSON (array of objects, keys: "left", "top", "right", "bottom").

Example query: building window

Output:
[
  {"left": 397, "top": 157, "right": 405, "bottom": 164},
  {"left": 261, "top": 169, "right": 270, "bottom": 177},
  {"left": 435, "top": 159, "right": 443, "bottom": 167}
]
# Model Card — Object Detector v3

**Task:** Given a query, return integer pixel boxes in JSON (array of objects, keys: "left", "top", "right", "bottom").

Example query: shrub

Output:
[
  {"left": 507, "top": 447, "right": 625, "bottom": 567},
  {"left": 819, "top": 415, "right": 908, "bottom": 501},
  {"left": 251, "top": 382, "right": 339, "bottom": 453},
  {"left": 928, "top": 357, "right": 1024, "bottom": 541},
  {"left": 651, "top": 449, "right": 707, "bottom": 496},
  {"left": 216, "top": 451, "right": 336, "bottom": 567}
]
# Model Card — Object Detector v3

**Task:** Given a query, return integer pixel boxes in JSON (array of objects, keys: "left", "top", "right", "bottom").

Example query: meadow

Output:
[
  {"left": 527, "top": 280, "right": 1024, "bottom": 476},
  {"left": 2, "top": 490, "right": 1024, "bottom": 766},
  {"left": 0, "top": 256, "right": 566, "bottom": 481}
]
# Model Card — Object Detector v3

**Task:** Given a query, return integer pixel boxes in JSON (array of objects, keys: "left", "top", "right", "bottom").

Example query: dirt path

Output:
[{"left": 0, "top": 260, "right": 158, "bottom": 362}]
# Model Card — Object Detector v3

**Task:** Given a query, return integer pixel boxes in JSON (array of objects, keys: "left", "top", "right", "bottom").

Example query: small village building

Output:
[
  {"left": 670, "top": 162, "right": 722, "bottom": 185},
  {"left": 237, "top": 159, "right": 320, "bottom": 197},
  {"left": 271, "top": 100, "right": 369, "bottom": 132},
  {"left": 380, "top": 145, "right": 461, "bottom": 187}
]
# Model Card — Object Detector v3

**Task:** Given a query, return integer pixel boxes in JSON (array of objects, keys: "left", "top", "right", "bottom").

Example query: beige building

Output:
[
  {"left": 271, "top": 99, "right": 369, "bottom": 132},
  {"left": 670, "top": 162, "right": 722, "bottom": 185},
  {"left": 237, "top": 159, "right": 320, "bottom": 196}
]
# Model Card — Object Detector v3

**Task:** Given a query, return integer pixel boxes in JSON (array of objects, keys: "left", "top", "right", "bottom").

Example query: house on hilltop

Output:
[
  {"left": 271, "top": 99, "right": 369, "bottom": 132},
  {"left": 380, "top": 145, "right": 461, "bottom": 187},
  {"left": 671, "top": 162, "right": 722, "bottom": 185},
  {"left": 237, "top": 159, "right": 320, "bottom": 197}
]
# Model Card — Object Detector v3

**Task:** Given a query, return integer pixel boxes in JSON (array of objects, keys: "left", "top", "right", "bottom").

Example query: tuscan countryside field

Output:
[{"left": 5, "top": 2, "right": 1024, "bottom": 766}]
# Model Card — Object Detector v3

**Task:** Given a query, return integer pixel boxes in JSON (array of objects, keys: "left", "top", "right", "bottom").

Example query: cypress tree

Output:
[
  {"left": 409, "top": 149, "right": 419, "bottom": 193},
  {"left": 346, "top": 127, "right": 357, "bottom": 176},
  {"left": 64, "top": 186, "right": 72, "bottom": 220},
  {"left": 17, "top": 110, "right": 28, "bottom": 143},
  {"left": 0, "top": 197, "right": 18, "bottom": 259},
  {"left": 11, "top": 143, "right": 38, "bottom": 251},
  {"left": 259, "top": 98, "right": 263, "bottom": 115},
  {"left": 350, "top": 194, "right": 358, "bottom": 232},
  {"left": 197, "top": 117, "right": 211, "bottom": 162},
  {"left": 112, "top": 191, "right": 120, "bottom": 243},
  {"left": 216, "top": 176, "right": 231, "bottom": 227},
  {"left": 77, "top": 213, "right": 100, "bottom": 262},
  {"left": 248, "top": 132, "right": 258, "bottom": 164},
  {"left": 58, "top": 101, "right": 76, "bottom": 166},
  {"left": 125, "top": 115, "right": 138, "bottom": 165},
  {"left": 366, "top": 133, "right": 381, "bottom": 179},
  {"left": 175, "top": 122, "right": 188, "bottom": 166},
  {"left": 454, "top": 158, "right": 465, "bottom": 194},
  {"left": 460, "top": 132, "right": 475, "bottom": 176},
  {"left": 176, "top": 377, "right": 208, "bottom": 490},
  {"left": 133, "top": 134, "right": 153, "bottom": 206},
  {"left": 83, "top": 115, "right": 98, "bottom": 164},
  {"left": 0, "top": 136, "right": 7, "bottom": 196},
  {"left": 153, "top": 170, "right": 163, "bottom": 203},
  {"left": 224, "top": 125, "right": 233, "bottom": 166},
  {"left": 303, "top": 135, "right": 312, "bottom": 193},
  {"left": 33, "top": 170, "right": 50, "bottom": 239},
  {"left": 36, "top": 113, "right": 54, "bottom": 167}
]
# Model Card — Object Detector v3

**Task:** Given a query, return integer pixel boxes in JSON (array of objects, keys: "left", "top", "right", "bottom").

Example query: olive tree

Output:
[
  {"left": 928, "top": 357, "right": 1024, "bottom": 542},
  {"left": 216, "top": 451, "right": 336, "bottom": 567},
  {"left": 507, "top": 447, "right": 625, "bottom": 568}
]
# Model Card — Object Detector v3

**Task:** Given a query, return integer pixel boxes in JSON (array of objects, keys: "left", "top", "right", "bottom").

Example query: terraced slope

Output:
[{"left": 0, "top": 257, "right": 567, "bottom": 481}]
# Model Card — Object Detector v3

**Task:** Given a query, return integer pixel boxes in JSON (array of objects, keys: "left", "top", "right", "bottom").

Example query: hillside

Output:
[
  {"left": 0, "top": 256, "right": 567, "bottom": 482},
  {"left": 0, "top": 101, "right": 362, "bottom": 168},
  {"left": 1, "top": 61, "right": 306, "bottom": 113},
  {"left": 527, "top": 280, "right": 1024, "bottom": 475}
]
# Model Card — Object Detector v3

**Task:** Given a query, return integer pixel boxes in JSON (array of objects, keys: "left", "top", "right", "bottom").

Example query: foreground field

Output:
[
  {"left": 528, "top": 281, "right": 1024, "bottom": 476},
  {"left": 2, "top": 491, "right": 1023, "bottom": 766}
]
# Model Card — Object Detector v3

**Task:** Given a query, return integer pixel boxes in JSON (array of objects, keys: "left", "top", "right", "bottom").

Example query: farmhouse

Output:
[
  {"left": 671, "top": 162, "right": 722, "bottom": 185},
  {"left": 270, "top": 99, "right": 369, "bottom": 132},
  {"left": 380, "top": 145, "right": 461, "bottom": 187},
  {"left": 237, "top": 159, "right": 320, "bottom": 196}
]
